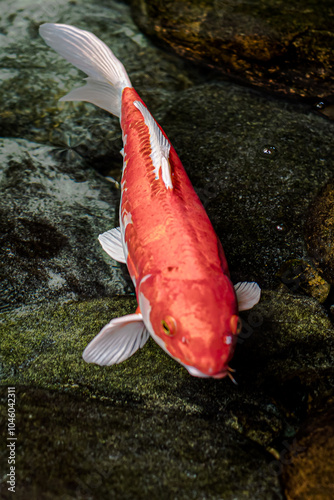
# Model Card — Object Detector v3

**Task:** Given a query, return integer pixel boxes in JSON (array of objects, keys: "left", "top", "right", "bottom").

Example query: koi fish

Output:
[{"left": 39, "top": 24, "right": 261, "bottom": 379}]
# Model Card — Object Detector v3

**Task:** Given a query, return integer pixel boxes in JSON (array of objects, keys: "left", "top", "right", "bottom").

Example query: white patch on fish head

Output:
[
  {"left": 138, "top": 296, "right": 182, "bottom": 365},
  {"left": 138, "top": 279, "right": 154, "bottom": 335},
  {"left": 138, "top": 297, "right": 228, "bottom": 378},
  {"left": 180, "top": 362, "right": 229, "bottom": 379},
  {"left": 138, "top": 276, "right": 174, "bottom": 355},
  {"left": 137, "top": 277, "right": 200, "bottom": 370}
]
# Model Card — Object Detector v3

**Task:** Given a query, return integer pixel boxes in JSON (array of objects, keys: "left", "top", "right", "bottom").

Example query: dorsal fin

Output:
[{"left": 134, "top": 100, "right": 173, "bottom": 190}]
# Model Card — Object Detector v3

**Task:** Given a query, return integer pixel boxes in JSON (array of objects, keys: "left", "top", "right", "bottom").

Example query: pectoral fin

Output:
[
  {"left": 234, "top": 282, "right": 261, "bottom": 311},
  {"left": 98, "top": 227, "right": 126, "bottom": 264},
  {"left": 82, "top": 313, "right": 149, "bottom": 365}
]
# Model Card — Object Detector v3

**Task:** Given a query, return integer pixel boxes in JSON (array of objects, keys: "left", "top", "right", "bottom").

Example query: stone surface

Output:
[
  {"left": 0, "top": 0, "right": 197, "bottom": 155},
  {"left": 282, "top": 407, "right": 334, "bottom": 500},
  {"left": 0, "top": 0, "right": 334, "bottom": 499},
  {"left": 0, "top": 297, "right": 286, "bottom": 499},
  {"left": 0, "top": 386, "right": 282, "bottom": 500},
  {"left": 0, "top": 292, "right": 334, "bottom": 499},
  {"left": 235, "top": 290, "right": 334, "bottom": 408},
  {"left": 276, "top": 259, "right": 331, "bottom": 303},
  {"left": 305, "top": 177, "right": 334, "bottom": 285},
  {"left": 131, "top": 0, "right": 334, "bottom": 102},
  {"left": 0, "top": 137, "right": 129, "bottom": 312}
]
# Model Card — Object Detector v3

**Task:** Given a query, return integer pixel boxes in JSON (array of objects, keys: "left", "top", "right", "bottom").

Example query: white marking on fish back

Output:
[
  {"left": 122, "top": 211, "right": 133, "bottom": 230},
  {"left": 140, "top": 274, "right": 152, "bottom": 286},
  {"left": 133, "top": 100, "right": 173, "bottom": 190}
]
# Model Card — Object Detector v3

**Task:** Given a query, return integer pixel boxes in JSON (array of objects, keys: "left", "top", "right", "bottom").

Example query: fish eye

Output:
[
  {"left": 161, "top": 316, "right": 177, "bottom": 337},
  {"left": 230, "top": 315, "right": 242, "bottom": 335}
]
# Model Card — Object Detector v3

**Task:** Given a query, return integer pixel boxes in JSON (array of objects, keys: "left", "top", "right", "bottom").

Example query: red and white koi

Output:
[{"left": 39, "top": 24, "right": 261, "bottom": 379}]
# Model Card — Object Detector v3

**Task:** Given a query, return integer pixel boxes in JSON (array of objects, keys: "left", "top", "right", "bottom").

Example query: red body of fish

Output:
[{"left": 120, "top": 88, "right": 239, "bottom": 377}]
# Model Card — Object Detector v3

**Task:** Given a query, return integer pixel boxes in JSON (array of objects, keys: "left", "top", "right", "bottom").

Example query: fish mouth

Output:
[
  {"left": 148, "top": 331, "right": 234, "bottom": 381},
  {"left": 212, "top": 371, "right": 229, "bottom": 379},
  {"left": 182, "top": 363, "right": 231, "bottom": 380}
]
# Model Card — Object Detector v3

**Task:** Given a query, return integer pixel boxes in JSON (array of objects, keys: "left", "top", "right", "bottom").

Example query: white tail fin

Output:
[{"left": 39, "top": 23, "right": 132, "bottom": 117}]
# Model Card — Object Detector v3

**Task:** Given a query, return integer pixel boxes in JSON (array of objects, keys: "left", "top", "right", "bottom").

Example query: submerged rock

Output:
[
  {"left": 131, "top": 0, "right": 334, "bottom": 101},
  {"left": 0, "top": 137, "right": 129, "bottom": 312},
  {"left": 305, "top": 177, "right": 334, "bottom": 285},
  {"left": 235, "top": 290, "right": 334, "bottom": 401},
  {"left": 0, "top": 0, "right": 197, "bottom": 156},
  {"left": 277, "top": 259, "right": 331, "bottom": 303},
  {"left": 282, "top": 407, "right": 334, "bottom": 500},
  {"left": 0, "top": 296, "right": 286, "bottom": 499},
  {"left": 0, "top": 386, "right": 283, "bottom": 500},
  {"left": 1, "top": 290, "right": 333, "bottom": 449}
]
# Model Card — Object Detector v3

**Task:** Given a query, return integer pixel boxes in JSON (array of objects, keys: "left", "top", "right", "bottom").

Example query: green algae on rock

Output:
[
  {"left": 3, "top": 291, "right": 330, "bottom": 499},
  {"left": 1, "top": 292, "right": 333, "bottom": 441},
  {"left": 0, "top": 296, "right": 274, "bottom": 416},
  {"left": 305, "top": 178, "right": 334, "bottom": 285},
  {"left": 131, "top": 0, "right": 334, "bottom": 101},
  {"left": 234, "top": 289, "right": 334, "bottom": 414},
  {"left": 0, "top": 386, "right": 284, "bottom": 500},
  {"left": 0, "top": 289, "right": 332, "bottom": 498}
]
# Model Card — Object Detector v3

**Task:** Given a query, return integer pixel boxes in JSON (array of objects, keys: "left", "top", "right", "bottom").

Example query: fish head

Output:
[{"left": 138, "top": 272, "right": 241, "bottom": 378}]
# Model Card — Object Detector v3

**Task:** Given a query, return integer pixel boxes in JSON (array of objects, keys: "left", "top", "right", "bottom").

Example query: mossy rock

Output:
[{"left": 0, "top": 386, "right": 283, "bottom": 500}]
